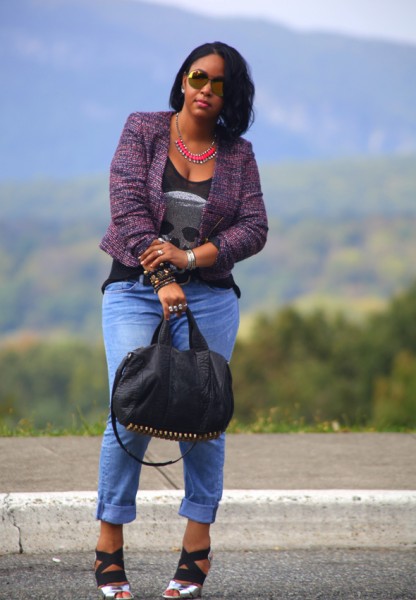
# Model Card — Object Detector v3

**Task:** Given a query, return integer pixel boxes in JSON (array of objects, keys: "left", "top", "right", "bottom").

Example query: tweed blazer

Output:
[{"left": 100, "top": 111, "right": 268, "bottom": 282}]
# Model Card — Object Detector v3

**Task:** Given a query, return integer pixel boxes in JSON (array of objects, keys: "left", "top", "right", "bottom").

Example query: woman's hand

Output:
[
  {"left": 139, "top": 238, "right": 219, "bottom": 272},
  {"left": 139, "top": 240, "right": 188, "bottom": 319},
  {"left": 139, "top": 239, "right": 187, "bottom": 272},
  {"left": 157, "top": 282, "right": 188, "bottom": 320}
]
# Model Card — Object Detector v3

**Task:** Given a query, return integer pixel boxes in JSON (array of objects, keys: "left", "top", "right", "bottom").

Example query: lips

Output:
[{"left": 195, "top": 98, "right": 210, "bottom": 108}]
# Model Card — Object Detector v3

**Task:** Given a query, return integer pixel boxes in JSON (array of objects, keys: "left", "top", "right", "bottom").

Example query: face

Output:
[{"left": 181, "top": 53, "right": 225, "bottom": 121}]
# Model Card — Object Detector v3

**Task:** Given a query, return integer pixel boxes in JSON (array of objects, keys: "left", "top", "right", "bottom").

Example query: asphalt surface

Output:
[
  {"left": 2, "top": 433, "right": 416, "bottom": 492},
  {"left": 1, "top": 549, "right": 415, "bottom": 599}
]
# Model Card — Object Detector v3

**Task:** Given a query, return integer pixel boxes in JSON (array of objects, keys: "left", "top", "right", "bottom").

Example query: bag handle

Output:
[
  {"left": 152, "top": 307, "right": 209, "bottom": 352},
  {"left": 185, "top": 308, "right": 209, "bottom": 351}
]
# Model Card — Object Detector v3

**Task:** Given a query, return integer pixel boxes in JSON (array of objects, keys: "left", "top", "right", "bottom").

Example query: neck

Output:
[{"left": 176, "top": 109, "right": 217, "bottom": 143}]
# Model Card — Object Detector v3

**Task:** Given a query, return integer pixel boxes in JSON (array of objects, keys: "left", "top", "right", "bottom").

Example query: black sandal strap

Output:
[
  {"left": 173, "top": 547, "right": 211, "bottom": 586},
  {"left": 96, "top": 569, "right": 129, "bottom": 587},
  {"left": 95, "top": 547, "right": 128, "bottom": 588},
  {"left": 96, "top": 547, "right": 125, "bottom": 571}
]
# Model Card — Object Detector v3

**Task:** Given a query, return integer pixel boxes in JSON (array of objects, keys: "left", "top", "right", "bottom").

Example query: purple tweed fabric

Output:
[{"left": 100, "top": 111, "right": 268, "bottom": 281}]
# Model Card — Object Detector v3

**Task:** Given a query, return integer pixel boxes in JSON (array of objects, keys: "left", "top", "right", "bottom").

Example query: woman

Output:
[{"left": 95, "top": 41, "right": 268, "bottom": 599}]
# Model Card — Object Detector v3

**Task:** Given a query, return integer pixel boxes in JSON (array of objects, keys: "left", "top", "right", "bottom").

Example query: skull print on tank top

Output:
[{"left": 160, "top": 158, "right": 211, "bottom": 249}]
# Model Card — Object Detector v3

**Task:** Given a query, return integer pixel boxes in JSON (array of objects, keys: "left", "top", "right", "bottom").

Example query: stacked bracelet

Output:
[
  {"left": 144, "top": 263, "right": 176, "bottom": 294},
  {"left": 185, "top": 249, "right": 197, "bottom": 270}
]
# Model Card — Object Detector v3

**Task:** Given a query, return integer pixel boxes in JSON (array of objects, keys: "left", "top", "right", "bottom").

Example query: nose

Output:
[{"left": 200, "top": 80, "right": 213, "bottom": 95}]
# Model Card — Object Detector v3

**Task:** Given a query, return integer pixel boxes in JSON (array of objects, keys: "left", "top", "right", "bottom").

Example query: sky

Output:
[{"left": 150, "top": 0, "right": 416, "bottom": 46}]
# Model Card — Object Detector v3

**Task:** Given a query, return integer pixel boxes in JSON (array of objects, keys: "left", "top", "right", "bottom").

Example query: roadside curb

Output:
[{"left": 2, "top": 490, "right": 415, "bottom": 555}]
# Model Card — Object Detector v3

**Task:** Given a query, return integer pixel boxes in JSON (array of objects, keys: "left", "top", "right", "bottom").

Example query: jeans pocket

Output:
[
  {"left": 104, "top": 280, "right": 140, "bottom": 294},
  {"left": 204, "top": 283, "right": 234, "bottom": 295}
]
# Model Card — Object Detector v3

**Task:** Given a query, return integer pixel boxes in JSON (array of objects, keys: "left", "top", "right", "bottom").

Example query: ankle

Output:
[
  {"left": 96, "top": 541, "right": 123, "bottom": 554},
  {"left": 182, "top": 541, "right": 210, "bottom": 553},
  {"left": 182, "top": 521, "right": 210, "bottom": 554},
  {"left": 97, "top": 522, "right": 124, "bottom": 554}
]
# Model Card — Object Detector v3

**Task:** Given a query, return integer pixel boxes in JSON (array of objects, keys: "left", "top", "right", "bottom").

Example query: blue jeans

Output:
[{"left": 96, "top": 277, "right": 239, "bottom": 525}]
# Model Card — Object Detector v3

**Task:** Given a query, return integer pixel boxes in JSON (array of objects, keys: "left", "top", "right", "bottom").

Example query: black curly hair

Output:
[{"left": 169, "top": 41, "right": 255, "bottom": 141}]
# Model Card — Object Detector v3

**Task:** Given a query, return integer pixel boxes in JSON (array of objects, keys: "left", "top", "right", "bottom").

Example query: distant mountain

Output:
[{"left": 1, "top": 0, "right": 416, "bottom": 178}]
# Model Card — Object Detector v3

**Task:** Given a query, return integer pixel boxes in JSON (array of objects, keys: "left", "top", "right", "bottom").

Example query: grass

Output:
[
  {"left": 0, "top": 419, "right": 107, "bottom": 437},
  {"left": 0, "top": 417, "right": 414, "bottom": 437}
]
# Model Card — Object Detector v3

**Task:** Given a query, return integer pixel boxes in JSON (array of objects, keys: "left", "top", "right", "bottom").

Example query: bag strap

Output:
[
  {"left": 185, "top": 307, "right": 209, "bottom": 352},
  {"left": 152, "top": 308, "right": 209, "bottom": 351},
  {"left": 151, "top": 316, "right": 168, "bottom": 345},
  {"left": 111, "top": 397, "right": 196, "bottom": 467}
]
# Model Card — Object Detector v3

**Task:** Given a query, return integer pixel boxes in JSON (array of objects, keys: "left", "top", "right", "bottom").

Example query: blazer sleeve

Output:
[
  {"left": 108, "top": 114, "right": 159, "bottom": 261},
  {"left": 212, "top": 145, "right": 268, "bottom": 272}
]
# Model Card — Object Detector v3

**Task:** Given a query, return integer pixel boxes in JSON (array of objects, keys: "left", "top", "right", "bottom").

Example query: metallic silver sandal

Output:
[
  {"left": 95, "top": 548, "right": 134, "bottom": 599},
  {"left": 162, "top": 547, "right": 211, "bottom": 599},
  {"left": 98, "top": 583, "right": 134, "bottom": 599}
]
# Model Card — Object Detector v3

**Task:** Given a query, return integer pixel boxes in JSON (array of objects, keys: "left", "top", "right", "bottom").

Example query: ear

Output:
[{"left": 181, "top": 72, "right": 187, "bottom": 92}]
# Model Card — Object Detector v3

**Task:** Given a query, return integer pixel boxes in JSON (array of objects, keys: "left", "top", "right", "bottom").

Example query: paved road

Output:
[
  {"left": 1, "top": 549, "right": 415, "bottom": 599},
  {"left": 2, "top": 433, "right": 416, "bottom": 493}
]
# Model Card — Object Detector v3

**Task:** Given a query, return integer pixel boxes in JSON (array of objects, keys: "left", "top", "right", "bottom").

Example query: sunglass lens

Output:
[
  {"left": 211, "top": 80, "right": 224, "bottom": 97},
  {"left": 188, "top": 71, "right": 208, "bottom": 90}
]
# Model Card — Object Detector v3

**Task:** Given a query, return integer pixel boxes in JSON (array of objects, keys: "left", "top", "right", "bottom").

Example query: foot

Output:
[
  {"left": 163, "top": 580, "right": 202, "bottom": 598},
  {"left": 163, "top": 548, "right": 211, "bottom": 598},
  {"left": 95, "top": 564, "right": 132, "bottom": 599},
  {"left": 98, "top": 584, "right": 133, "bottom": 600},
  {"left": 95, "top": 548, "right": 134, "bottom": 599}
]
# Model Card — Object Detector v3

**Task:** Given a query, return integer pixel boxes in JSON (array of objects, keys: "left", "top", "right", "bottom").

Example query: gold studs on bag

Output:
[{"left": 125, "top": 422, "right": 222, "bottom": 441}]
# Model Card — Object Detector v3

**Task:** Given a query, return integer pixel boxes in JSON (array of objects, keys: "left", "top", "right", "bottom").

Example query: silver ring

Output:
[
  {"left": 173, "top": 305, "right": 178, "bottom": 312},
  {"left": 157, "top": 249, "right": 164, "bottom": 256},
  {"left": 168, "top": 306, "right": 174, "bottom": 313},
  {"left": 178, "top": 303, "right": 183, "bottom": 310}
]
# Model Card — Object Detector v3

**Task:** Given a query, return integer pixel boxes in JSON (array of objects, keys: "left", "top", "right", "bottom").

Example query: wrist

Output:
[
  {"left": 185, "top": 249, "right": 197, "bottom": 270},
  {"left": 146, "top": 263, "right": 176, "bottom": 293}
]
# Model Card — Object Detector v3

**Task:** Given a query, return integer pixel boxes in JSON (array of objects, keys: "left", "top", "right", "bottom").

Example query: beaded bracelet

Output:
[
  {"left": 153, "top": 277, "right": 176, "bottom": 293},
  {"left": 144, "top": 263, "right": 176, "bottom": 294}
]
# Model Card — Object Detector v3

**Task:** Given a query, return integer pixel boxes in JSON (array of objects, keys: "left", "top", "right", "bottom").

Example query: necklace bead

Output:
[{"left": 175, "top": 113, "right": 217, "bottom": 164}]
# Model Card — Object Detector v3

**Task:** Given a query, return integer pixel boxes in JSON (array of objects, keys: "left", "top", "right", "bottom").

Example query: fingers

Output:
[
  {"left": 166, "top": 301, "right": 188, "bottom": 320},
  {"left": 157, "top": 283, "right": 187, "bottom": 320},
  {"left": 139, "top": 241, "right": 166, "bottom": 271},
  {"left": 139, "top": 240, "right": 188, "bottom": 271},
  {"left": 163, "top": 302, "right": 188, "bottom": 321}
]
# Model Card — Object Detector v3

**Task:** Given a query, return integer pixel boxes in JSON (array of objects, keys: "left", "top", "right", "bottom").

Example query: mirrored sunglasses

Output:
[{"left": 187, "top": 69, "right": 224, "bottom": 97}]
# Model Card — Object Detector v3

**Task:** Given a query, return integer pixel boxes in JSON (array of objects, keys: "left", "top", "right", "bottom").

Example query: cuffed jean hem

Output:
[
  {"left": 96, "top": 500, "right": 136, "bottom": 525},
  {"left": 178, "top": 498, "right": 219, "bottom": 524}
]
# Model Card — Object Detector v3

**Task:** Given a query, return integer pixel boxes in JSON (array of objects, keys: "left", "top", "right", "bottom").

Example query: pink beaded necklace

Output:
[{"left": 174, "top": 113, "right": 217, "bottom": 164}]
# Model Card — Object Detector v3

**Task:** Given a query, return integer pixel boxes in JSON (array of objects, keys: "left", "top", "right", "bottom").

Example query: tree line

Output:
[
  {"left": 1, "top": 280, "right": 416, "bottom": 434},
  {"left": 232, "top": 280, "right": 416, "bottom": 430},
  {"left": 1, "top": 155, "right": 416, "bottom": 337}
]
